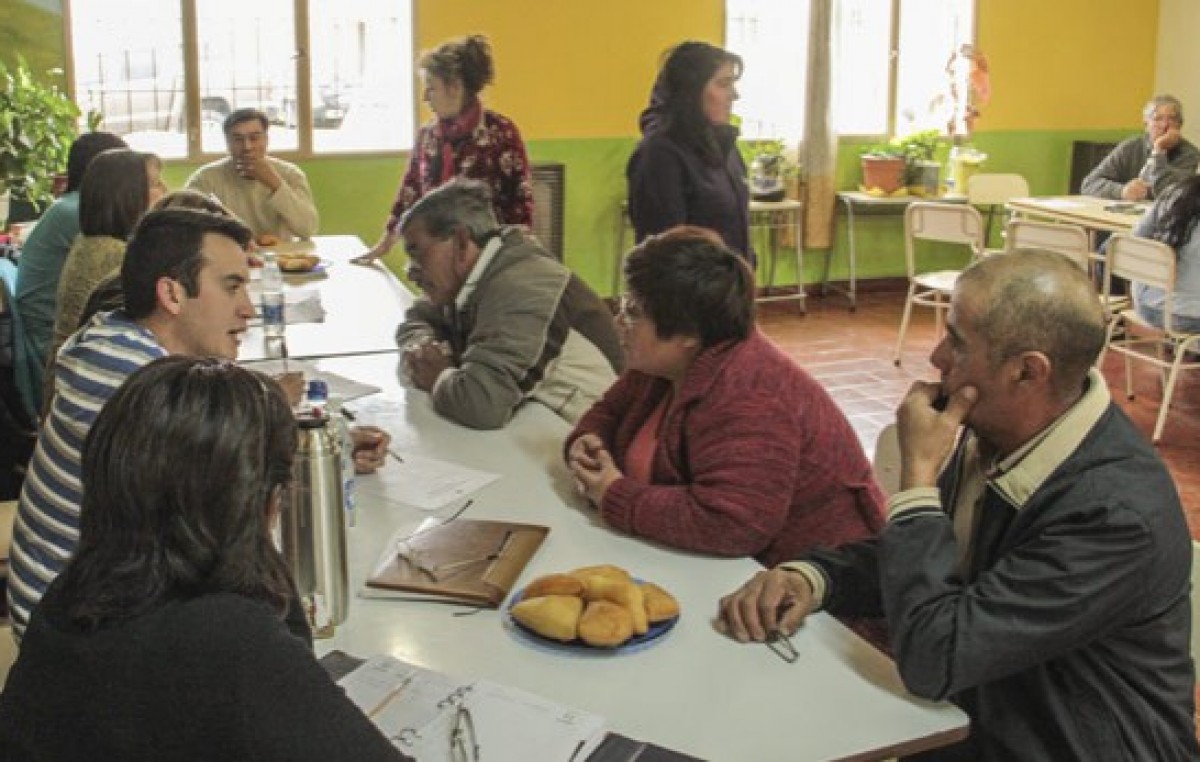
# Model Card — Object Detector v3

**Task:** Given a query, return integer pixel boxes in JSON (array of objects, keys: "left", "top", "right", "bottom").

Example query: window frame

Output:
[
  {"left": 723, "top": 0, "right": 978, "bottom": 141},
  {"left": 62, "top": 0, "right": 418, "bottom": 161}
]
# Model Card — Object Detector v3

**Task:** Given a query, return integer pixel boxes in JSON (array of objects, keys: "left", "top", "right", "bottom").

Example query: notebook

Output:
[
  {"left": 340, "top": 653, "right": 607, "bottom": 762},
  {"left": 364, "top": 518, "right": 549, "bottom": 607}
]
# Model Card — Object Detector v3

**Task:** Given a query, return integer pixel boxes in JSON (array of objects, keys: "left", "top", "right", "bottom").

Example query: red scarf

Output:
[{"left": 433, "top": 98, "right": 483, "bottom": 184}]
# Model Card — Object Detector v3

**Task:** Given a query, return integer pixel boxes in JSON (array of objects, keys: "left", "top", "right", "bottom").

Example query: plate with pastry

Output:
[
  {"left": 506, "top": 565, "right": 680, "bottom": 655},
  {"left": 276, "top": 253, "right": 329, "bottom": 275}
]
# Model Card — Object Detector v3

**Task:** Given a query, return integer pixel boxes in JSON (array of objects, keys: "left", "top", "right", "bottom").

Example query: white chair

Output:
[
  {"left": 894, "top": 203, "right": 985, "bottom": 365},
  {"left": 1099, "top": 234, "right": 1200, "bottom": 443},
  {"left": 1005, "top": 219, "right": 1090, "bottom": 270},
  {"left": 968, "top": 173, "right": 1030, "bottom": 253},
  {"left": 1006, "top": 219, "right": 1131, "bottom": 316},
  {"left": 871, "top": 423, "right": 901, "bottom": 497}
]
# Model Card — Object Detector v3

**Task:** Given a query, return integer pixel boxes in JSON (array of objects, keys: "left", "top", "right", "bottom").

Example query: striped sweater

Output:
[{"left": 8, "top": 311, "right": 166, "bottom": 638}]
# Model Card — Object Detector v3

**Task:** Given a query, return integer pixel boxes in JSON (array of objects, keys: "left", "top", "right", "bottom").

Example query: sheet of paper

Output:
[
  {"left": 339, "top": 654, "right": 607, "bottom": 762},
  {"left": 239, "top": 358, "right": 381, "bottom": 402},
  {"left": 355, "top": 451, "right": 499, "bottom": 511}
]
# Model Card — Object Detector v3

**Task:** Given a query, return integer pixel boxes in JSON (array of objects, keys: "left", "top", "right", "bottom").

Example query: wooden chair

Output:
[
  {"left": 1099, "top": 234, "right": 1200, "bottom": 443},
  {"left": 894, "top": 203, "right": 985, "bottom": 365}
]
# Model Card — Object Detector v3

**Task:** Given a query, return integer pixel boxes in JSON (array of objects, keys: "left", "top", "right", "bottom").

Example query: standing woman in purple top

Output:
[{"left": 626, "top": 41, "right": 753, "bottom": 262}]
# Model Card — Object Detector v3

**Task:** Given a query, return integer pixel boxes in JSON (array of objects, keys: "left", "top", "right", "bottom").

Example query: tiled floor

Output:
[{"left": 757, "top": 289, "right": 1200, "bottom": 536}]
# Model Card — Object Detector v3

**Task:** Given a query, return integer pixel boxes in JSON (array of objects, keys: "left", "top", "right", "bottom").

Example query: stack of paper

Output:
[{"left": 340, "top": 654, "right": 607, "bottom": 762}]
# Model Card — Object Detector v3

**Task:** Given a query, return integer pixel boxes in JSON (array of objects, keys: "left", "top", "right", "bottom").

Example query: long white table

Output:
[
  {"left": 1006, "top": 195, "right": 1149, "bottom": 235},
  {"left": 306, "top": 353, "right": 968, "bottom": 762},
  {"left": 239, "top": 235, "right": 412, "bottom": 362}
]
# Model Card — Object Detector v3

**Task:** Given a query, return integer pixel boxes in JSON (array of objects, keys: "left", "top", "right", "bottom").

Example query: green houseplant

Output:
[
  {"left": 0, "top": 56, "right": 85, "bottom": 214},
  {"left": 739, "top": 138, "right": 802, "bottom": 201}
]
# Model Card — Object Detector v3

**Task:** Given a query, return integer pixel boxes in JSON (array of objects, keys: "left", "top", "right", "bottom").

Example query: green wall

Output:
[{"left": 164, "top": 127, "right": 1139, "bottom": 297}]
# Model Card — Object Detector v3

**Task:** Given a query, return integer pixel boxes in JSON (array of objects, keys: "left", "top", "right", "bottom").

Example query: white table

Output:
[
  {"left": 1006, "top": 195, "right": 1149, "bottom": 235},
  {"left": 308, "top": 353, "right": 968, "bottom": 761},
  {"left": 239, "top": 235, "right": 412, "bottom": 362}
]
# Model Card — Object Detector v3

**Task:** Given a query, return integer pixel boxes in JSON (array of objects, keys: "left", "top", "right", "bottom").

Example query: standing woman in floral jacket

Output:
[{"left": 359, "top": 34, "right": 534, "bottom": 262}]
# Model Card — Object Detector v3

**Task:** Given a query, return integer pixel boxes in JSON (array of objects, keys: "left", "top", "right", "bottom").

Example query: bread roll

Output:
[
  {"left": 577, "top": 575, "right": 648, "bottom": 635},
  {"left": 523, "top": 573, "right": 585, "bottom": 599},
  {"left": 641, "top": 582, "right": 681, "bottom": 623},
  {"left": 570, "top": 564, "right": 632, "bottom": 583},
  {"left": 511, "top": 595, "right": 583, "bottom": 642},
  {"left": 578, "top": 600, "right": 633, "bottom": 648},
  {"left": 256, "top": 233, "right": 281, "bottom": 247}
]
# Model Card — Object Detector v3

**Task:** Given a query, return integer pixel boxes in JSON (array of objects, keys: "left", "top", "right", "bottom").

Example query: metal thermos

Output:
[{"left": 282, "top": 413, "right": 349, "bottom": 636}]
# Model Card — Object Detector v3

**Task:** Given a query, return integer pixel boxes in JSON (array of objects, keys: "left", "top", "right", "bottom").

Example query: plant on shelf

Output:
[
  {"left": 858, "top": 140, "right": 907, "bottom": 195},
  {"left": 894, "top": 129, "right": 945, "bottom": 195},
  {"left": 0, "top": 56, "right": 88, "bottom": 215},
  {"left": 739, "top": 138, "right": 802, "bottom": 202}
]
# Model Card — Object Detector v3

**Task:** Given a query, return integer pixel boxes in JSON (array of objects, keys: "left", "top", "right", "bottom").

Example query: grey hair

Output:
[
  {"left": 398, "top": 178, "right": 500, "bottom": 246},
  {"left": 956, "top": 249, "right": 1106, "bottom": 402},
  {"left": 1144, "top": 94, "right": 1184, "bottom": 125}
]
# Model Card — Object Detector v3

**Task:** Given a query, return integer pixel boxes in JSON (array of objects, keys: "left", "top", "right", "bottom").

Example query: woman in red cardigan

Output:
[
  {"left": 358, "top": 34, "right": 534, "bottom": 263},
  {"left": 566, "top": 227, "right": 885, "bottom": 569}
]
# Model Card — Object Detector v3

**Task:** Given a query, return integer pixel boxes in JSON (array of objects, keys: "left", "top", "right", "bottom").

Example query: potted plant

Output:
[
  {"left": 859, "top": 141, "right": 907, "bottom": 195},
  {"left": 894, "top": 129, "right": 943, "bottom": 196},
  {"left": 740, "top": 138, "right": 802, "bottom": 202},
  {"left": 0, "top": 56, "right": 85, "bottom": 223}
]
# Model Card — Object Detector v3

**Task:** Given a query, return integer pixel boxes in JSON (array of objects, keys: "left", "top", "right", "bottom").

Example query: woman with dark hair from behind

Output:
[
  {"left": 358, "top": 33, "right": 533, "bottom": 263},
  {"left": 0, "top": 357, "right": 409, "bottom": 761},
  {"left": 48, "top": 148, "right": 166, "bottom": 363},
  {"left": 1131, "top": 174, "right": 1200, "bottom": 333},
  {"left": 565, "top": 228, "right": 885, "bottom": 649},
  {"left": 14, "top": 131, "right": 127, "bottom": 407},
  {"left": 626, "top": 41, "right": 752, "bottom": 261}
]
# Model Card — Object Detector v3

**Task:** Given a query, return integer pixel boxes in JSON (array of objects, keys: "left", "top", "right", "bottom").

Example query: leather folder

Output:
[{"left": 366, "top": 518, "right": 549, "bottom": 607}]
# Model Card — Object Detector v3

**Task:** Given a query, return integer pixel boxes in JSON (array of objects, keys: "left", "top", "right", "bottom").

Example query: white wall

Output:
[{"left": 1155, "top": 0, "right": 1200, "bottom": 146}]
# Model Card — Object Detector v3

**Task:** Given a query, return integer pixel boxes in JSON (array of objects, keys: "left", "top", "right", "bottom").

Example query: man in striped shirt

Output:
[{"left": 8, "top": 209, "right": 256, "bottom": 638}]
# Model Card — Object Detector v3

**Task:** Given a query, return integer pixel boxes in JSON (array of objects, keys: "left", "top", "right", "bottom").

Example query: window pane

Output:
[
  {"left": 70, "top": 0, "right": 187, "bottom": 158},
  {"left": 196, "top": 0, "right": 298, "bottom": 153},
  {"left": 310, "top": 0, "right": 414, "bottom": 152},
  {"left": 894, "top": 0, "right": 974, "bottom": 136},
  {"left": 833, "top": 0, "right": 891, "bottom": 135},
  {"left": 726, "top": 0, "right": 811, "bottom": 141}
]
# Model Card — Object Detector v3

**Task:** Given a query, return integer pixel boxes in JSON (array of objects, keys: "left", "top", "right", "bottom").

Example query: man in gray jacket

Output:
[
  {"left": 1082, "top": 94, "right": 1199, "bottom": 201},
  {"left": 395, "top": 179, "right": 622, "bottom": 430}
]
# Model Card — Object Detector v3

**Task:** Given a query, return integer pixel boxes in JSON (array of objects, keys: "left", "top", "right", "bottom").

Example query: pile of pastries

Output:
[
  {"left": 277, "top": 252, "right": 321, "bottom": 272},
  {"left": 510, "top": 564, "right": 680, "bottom": 648}
]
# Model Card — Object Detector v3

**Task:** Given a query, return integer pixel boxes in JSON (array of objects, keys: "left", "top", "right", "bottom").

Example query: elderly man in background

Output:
[
  {"left": 1083, "top": 94, "right": 1200, "bottom": 201},
  {"left": 719, "top": 250, "right": 1198, "bottom": 760},
  {"left": 186, "top": 108, "right": 318, "bottom": 242},
  {"left": 396, "top": 178, "right": 623, "bottom": 430}
]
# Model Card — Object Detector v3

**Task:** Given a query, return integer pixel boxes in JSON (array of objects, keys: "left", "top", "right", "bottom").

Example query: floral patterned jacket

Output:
[{"left": 386, "top": 106, "right": 534, "bottom": 232}]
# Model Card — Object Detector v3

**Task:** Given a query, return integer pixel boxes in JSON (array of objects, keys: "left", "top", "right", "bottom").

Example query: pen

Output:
[
  {"left": 367, "top": 675, "right": 413, "bottom": 719},
  {"left": 388, "top": 448, "right": 404, "bottom": 463}
]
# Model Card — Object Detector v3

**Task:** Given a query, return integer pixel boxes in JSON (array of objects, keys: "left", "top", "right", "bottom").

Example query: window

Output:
[
  {"left": 68, "top": 0, "right": 414, "bottom": 159},
  {"left": 727, "top": 0, "right": 975, "bottom": 139}
]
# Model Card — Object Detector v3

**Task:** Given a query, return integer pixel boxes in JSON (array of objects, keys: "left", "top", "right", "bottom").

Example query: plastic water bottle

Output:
[
  {"left": 261, "top": 251, "right": 286, "bottom": 338},
  {"left": 327, "top": 394, "right": 357, "bottom": 528}
]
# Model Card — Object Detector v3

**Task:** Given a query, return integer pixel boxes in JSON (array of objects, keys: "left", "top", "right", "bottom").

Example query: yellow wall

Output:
[
  {"left": 415, "top": 0, "right": 723, "bottom": 139},
  {"left": 979, "top": 0, "right": 1159, "bottom": 130}
]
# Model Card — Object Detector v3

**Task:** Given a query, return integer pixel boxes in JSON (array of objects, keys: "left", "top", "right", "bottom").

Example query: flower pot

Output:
[{"left": 861, "top": 156, "right": 907, "bottom": 194}]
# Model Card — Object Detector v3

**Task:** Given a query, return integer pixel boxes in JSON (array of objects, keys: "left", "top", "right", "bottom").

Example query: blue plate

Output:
[{"left": 505, "top": 582, "right": 679, "bottom": 655}]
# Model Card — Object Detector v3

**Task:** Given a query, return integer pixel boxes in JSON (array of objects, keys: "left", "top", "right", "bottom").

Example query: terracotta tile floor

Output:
[{"left": 757, "top": 289, "right": 1200, "bottom": 536}]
